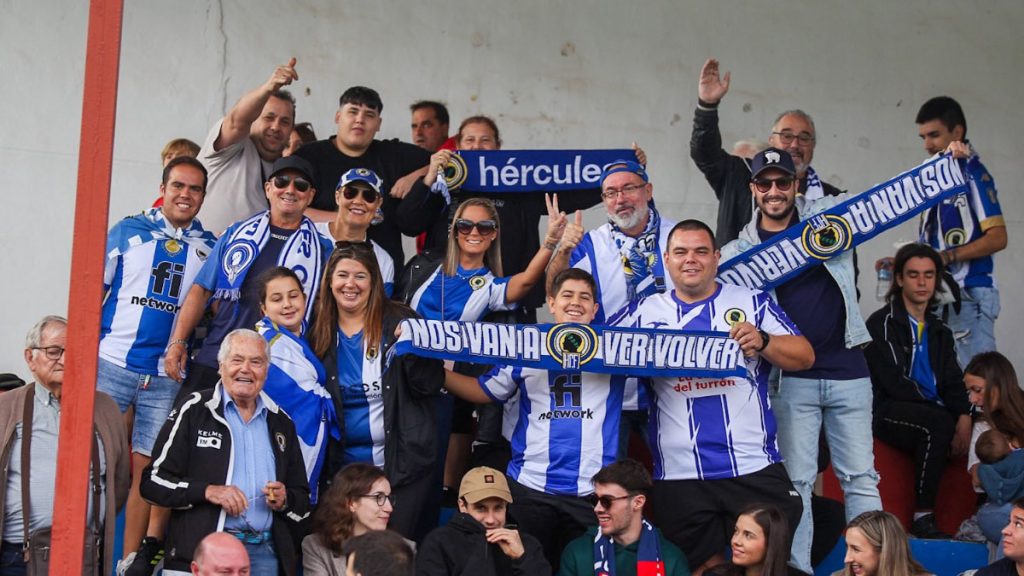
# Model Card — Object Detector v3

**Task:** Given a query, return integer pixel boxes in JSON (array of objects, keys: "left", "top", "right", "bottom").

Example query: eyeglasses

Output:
[
  {"left": 455, "top": 219, "right": 498, "bottom": 236},
  {"left": 752, "top": 177, "right": 795, "bottom": 193},
  {"left": 771, "top": 131, "right": 815, "bottom": 145},
  {"left": 360, "top": 493, "right": 394, "bottom": 507},
  {"left": 272, "top": 174, "right": 312, "bottom": 192},
  {"left": 601, "top": 183, "right": 646, "bottom": 201},
  {"left": 340, "top": 186, "right": 380, "bottom": 204},
  {"left": 32, "top": 346, "right": 65, "bottom": 361},
  {"left": 589, "top": 493, "right": 633, "bottom": 509}
]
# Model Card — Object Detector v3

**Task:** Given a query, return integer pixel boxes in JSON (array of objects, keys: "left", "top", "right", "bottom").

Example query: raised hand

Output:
[
  {"left": 698, "top": 58, "right": 730, "bottom": 105},
  {"left": 544, "top": 193, "right": 569, "bottom": 244},
  {"left": 266, "top": 57, "right": 299, "bottom": 92}
]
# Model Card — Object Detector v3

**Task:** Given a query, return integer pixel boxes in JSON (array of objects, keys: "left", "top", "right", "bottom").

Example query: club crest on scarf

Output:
[
  {"left": 545, "top": 323, "right": 599, "bottom": 370},
  {"left": 801, "top": 214, "right": 852, "bottom": 260},
  {"left": 223, "top": 241, "right": 258, "bottom": 284}
]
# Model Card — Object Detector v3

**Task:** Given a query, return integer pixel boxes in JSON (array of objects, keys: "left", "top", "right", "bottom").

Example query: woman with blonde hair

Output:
[{"left": 834, "top": 511, "right": 931, "bottom": 576}]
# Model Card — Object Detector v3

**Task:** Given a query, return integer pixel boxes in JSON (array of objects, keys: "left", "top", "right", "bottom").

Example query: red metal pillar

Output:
[{"left": 51, "top": 0, "right": 123, "bottom": 573}]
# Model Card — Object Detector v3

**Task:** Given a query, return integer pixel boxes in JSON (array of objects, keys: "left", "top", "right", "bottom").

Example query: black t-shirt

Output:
[
  {"left": 758, "top": 225, "right": 869, "bottom": 379},
  {"left": 295, "top": 137, "right": 431, "bottom": 269}
]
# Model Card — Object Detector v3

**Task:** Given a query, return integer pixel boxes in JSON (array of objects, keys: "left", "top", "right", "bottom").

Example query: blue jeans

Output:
[
  {"left": 0, "top": 541, "right": 26, "bottom": 576},
  {"left": 242, "top": 540, "right": 278, "bottom": 576},
  {"left": 96, "top": 357, "right": 181, "bottom": 456},
  {"left": 947, "top": 285, "right": 1000, "bottom": 368},
  {"left": 771, "top": 376, "right": 882, "bottom": 574},
  {"left": 978, "top": 501, "right": 1012, "bottom": 559}
]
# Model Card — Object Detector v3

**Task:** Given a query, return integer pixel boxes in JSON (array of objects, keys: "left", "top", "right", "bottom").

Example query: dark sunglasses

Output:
[
  {"left": 588, "top": 493, "right": 633, "bottom": 509},
  {"left": 455, "top": 219, "right": 498, "bottom": 236},
  {"left": 272, "top": 174, "right": 312, "bottom": 192},
  {"left": 340, "top": 186, "right": 380, "bottom": 203},
  {"left": 752, "top": 177, "right": 795, "bottom": 193}
]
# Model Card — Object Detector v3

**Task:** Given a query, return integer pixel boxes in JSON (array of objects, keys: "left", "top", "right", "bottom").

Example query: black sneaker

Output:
[
  {"left": 123, "top": 537, "right": 164, "bottom": 576},
  {"left": 910, "top": 513, "right": 951, "bottom": 540}
]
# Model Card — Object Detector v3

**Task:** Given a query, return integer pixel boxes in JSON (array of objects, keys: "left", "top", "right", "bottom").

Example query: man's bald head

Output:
[{"left": 191, "top": 532, "right": 250, "bottom": 575}]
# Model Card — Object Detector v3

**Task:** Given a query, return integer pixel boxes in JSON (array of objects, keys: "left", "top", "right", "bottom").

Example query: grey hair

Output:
[
  {"left": 772, "top": 109, "right": 817, "bottom": 135},
  {"left": 25, "top": 315, "right": 67, "bottom": 349},
  {"left": 216, "top": 329, "right": 268, "bottom": 364},
  {"left": 731, "top": 139, "right": 770, "bottom": 159}
]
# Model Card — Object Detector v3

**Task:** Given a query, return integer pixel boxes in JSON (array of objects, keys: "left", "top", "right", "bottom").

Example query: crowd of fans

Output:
[{"left": 0, "top": 54, "right": 1014, "bottom": 576}]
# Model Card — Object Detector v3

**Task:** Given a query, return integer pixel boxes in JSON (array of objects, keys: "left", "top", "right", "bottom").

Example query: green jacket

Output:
[{"left": 558, "top": 525, "right": 691, "bottom": 576}]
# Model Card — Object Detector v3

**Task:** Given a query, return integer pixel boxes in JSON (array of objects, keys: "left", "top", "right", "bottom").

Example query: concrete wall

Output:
[{"left": 2, "top": 1, "right": 1022, "bottom": 376}]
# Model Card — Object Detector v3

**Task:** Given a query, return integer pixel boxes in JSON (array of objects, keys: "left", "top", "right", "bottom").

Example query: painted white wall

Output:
[{"left": 2, "top": 1, "right": 1021, "bottom": 377}]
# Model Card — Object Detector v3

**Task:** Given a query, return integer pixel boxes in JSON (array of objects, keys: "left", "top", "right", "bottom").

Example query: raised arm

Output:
[
  {"left": 506, "top": 194, "right": 565, "bottom": 303},
  {"left": 729, "top": 321, "right": 814, "bottom": 372},
  {"left": 443, "top": 370, "right": 493, "bottom": 404},
  {"left": 544, "top": 210, "right": 584, "bottom": 297},
  {"left": 216, "top": 58, "right": 298, "bottom": 151}
]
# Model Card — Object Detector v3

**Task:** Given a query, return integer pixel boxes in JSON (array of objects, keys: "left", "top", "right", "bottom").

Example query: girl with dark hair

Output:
[
  {"left": 302, "top": 463, "right": 412, "bottom": 576},
  {"left": 308, "top": 244, "right": 444, "bottom": 539},
  {"left": 705, "top": 504, "right": 794, "bottom": 576},
  {"left": 254, "top": 266, "right": 339, "bottom": 504},
  {"left": 965, "top": 352, "right": 1024, "bottom": 553}
]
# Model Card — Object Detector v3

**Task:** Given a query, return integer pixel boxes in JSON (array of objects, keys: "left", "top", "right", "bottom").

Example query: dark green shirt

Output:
[{"left": 558, "top": 525, "right": 690, "bottom": 576}]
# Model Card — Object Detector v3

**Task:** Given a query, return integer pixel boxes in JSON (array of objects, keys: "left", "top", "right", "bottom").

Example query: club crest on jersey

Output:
[
  {"left": 724, "top": 308, "right": 746, "bottom": 327},
  {"left": 801, "top": 214, "right": 852, "bottom": 260},
  {"left": 944, "top": 228, "right": 966, "bottom": 246},
  {"left": 223, "top": 241, "right": 257, "bottom": 284},
  {"left": 545, "top": 323, "right": 598, "bottom": 370},
  {"left": 163, "top": 239, "right": 183, "bottom": 255},
  {"left": 443, "top": 153, "right": 469, "bottom": 191},
  {"left": 469, "top": 276, "right": 487, "bottom": 290}
]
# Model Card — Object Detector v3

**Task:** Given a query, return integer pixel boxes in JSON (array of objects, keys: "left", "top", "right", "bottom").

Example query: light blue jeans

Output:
[
  {"left": 947, "top": 285, "right": 1000, "bottom": 368},
  {"left": 771, "top": 376, "right": 882, "bottom": 574},
  {"left": 242, "top": 540, "right": 279, "bottom": 575},
  {"left": 978, "top": 501, "right": 1012, "bottom": 559}
]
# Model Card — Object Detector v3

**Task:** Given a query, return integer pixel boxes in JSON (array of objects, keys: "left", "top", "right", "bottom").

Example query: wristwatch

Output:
[{"left": 756, "top": 330, "right": 771, "bottom": 352}]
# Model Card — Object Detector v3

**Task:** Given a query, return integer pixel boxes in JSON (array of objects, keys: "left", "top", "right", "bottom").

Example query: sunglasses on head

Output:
[
  {"left": 340, "top": 186, "right": 380, "bottom": 203},
  {"left": 752, "top": 177, "right": 795, "bottom": 193},
  {"left": 588, "top": 493, "right": 633, "bottom": 509},
  {"left": 272, "top": 174, "right": 312, "bottom": 192},
  {"left": 455, "top": 219, "right": 498, "bottom": 236}
]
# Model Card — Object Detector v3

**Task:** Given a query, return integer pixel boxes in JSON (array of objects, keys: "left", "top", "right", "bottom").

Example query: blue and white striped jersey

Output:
[
  {"left": 479, "top": 366, "right": 624, "bottom": 496},
  {"left": 612, "top": 282, "right": 800, "bottom": 481},
  {"left": 100, "top": 210, "right": 216, "bottom": 375},
  {"left": 409, "top": 264, "right": 514, "bottom": 322},
  {"left": 920, "top": 153, "right": 1003, "bottom": 289},
  {"left": 337, "top": 330, "right": 385, "bottom": 468}
]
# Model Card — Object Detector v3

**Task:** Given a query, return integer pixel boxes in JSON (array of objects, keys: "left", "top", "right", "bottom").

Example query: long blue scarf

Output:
[
  {"left": 593, "top": 518, "right": 663, "bottom": 576},
  {"left": 611, "top": 204, "right": 663, "bottom": 301},
  {"left": 718, "top": 154, "right": 968, "bottom": 292},
  {"left": 393, "top": 319, "right": 745, "bottom": 378},
  {"left": 256, "top": 317, "right": 340, "bottom": 504},
  {"left": 440, "top": 149, "right": 635, "bottom": 193},
  {"left": 212, "top": 211, "right": 324, "bottom": 320},
  {"left": 107, "top": 208, "right": 216, "bottom": 259}
]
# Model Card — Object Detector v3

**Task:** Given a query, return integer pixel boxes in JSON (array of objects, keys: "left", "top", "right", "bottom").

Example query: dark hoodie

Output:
[{"left": 415, "top": 512, "right": 551, "bottom": 576}]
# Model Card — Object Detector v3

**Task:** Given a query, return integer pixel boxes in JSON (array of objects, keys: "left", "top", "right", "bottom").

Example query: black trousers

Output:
[{"left": 874, "top": 400, "right": 956, "bottom": 509}]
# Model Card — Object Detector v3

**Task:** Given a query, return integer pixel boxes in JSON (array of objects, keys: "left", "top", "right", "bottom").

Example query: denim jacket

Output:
[{"left": 720, "top": 194, "right": 871, "bottom": 350}]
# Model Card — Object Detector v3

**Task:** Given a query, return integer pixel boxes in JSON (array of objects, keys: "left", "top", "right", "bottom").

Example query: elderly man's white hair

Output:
[
  {"left": 25, "top": 315, "right": 67, "bottom": 349},
  {"left": 216, "top": 328, "right": 268, "bottom": 364}
]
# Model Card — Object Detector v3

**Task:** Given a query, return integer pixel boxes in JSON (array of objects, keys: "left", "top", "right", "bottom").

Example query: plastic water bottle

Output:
[{"left": 876, "top": 262, "right": 892, "bottom": 301}]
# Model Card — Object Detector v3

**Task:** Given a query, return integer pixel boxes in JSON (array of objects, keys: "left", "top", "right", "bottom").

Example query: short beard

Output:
[{"left": 609, "top": 203, "right": 649, "bottom": 231}]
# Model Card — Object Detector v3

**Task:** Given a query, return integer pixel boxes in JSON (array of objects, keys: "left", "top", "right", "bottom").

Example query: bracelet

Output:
[
  {"left": 167, "top": 339, "right": 189, "bottom": 350},
  {"left": 755, "top": 330, "right": 771, "bottom": 352},
  {"left": 543, "top": 238, "right": 559, "bottom": 251},
  {"left": 697, "top": 98, "right": 719, "bottom": 110}
]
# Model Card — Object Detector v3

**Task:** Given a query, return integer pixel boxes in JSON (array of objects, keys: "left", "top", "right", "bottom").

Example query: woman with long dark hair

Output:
[
  {"left": 308, "top": 244, "right": 444, "bottom": 539},
  {"left": 705, "top": 504, "right": 793, "bottom": 576}
]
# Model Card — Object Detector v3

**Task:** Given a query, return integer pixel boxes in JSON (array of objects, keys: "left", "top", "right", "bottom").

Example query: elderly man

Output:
[
  {"left": 613, "top": 219, "right": 813, "bottom": 574},
  {"left": 165, "top": 155, "right": 333, "bottom": 398},
  {"left": 721, "top": 148, "right": 880, "bottom": 573},
  {"left": 191, "top": 532, "right": 251, "bottom": 576},
  {"left": 545, "top": 159, "right": 674, "bottom": 459},
  {"left": 142, "top": 329, "right": 309, "bottom": 576},
  {"left": 99, "top": 156, "right": 218, "bottom": 575},
  {"left": 197, "top": 59, "right": 298, "bottom": 235},
  {"left": 560, "top": 459, "right": 690, "bottom": 576},
  {"left": 0, "top": 316, "right": 129, "bottom": 576},
  {"left": 690, "top": 58, "right": 846, "bottom": 245}
]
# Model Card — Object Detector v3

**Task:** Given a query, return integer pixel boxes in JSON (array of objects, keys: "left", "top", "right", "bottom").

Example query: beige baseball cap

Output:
[{"left": 459, "top": 466, "right": 513, "bottom": 504}]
